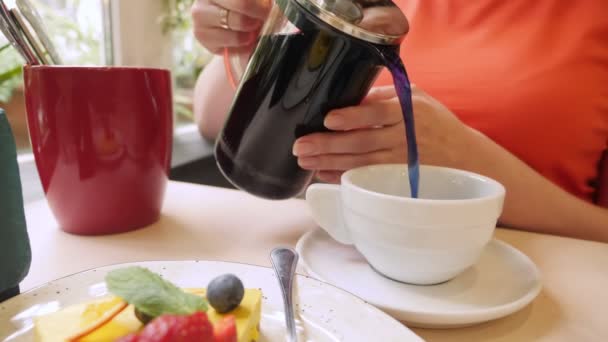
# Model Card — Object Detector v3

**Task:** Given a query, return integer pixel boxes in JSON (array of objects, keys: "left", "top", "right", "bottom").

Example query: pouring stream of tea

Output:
[{"left": 381, "top": 48, "right": 419, "bottom": 198}]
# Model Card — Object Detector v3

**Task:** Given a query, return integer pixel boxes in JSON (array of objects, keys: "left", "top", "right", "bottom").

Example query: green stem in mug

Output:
[
  {"left": 0, "top": 43, "right": 11, "bottom": 53},
  {"left": 0, "top": 65, "right": 22, "bottom": 84}
]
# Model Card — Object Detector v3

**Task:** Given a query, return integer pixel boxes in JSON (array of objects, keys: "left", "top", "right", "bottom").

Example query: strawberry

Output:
[
  {"left": 121, "top": 311, "right": 214, "bottom": 342},
  {"left": 213, "top": 315, "right": 237, "bottom": 342}
]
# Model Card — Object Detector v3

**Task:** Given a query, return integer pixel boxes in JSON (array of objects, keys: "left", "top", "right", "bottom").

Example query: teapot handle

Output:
[
  {"left": 223, "top": 48, "right": 239, "bottom": 90},
  {"left": 223, "top": 45, "right": 255, "bottom": 90}
]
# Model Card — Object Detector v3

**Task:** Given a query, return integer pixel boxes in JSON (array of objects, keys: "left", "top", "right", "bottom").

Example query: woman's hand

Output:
[
  {"left": 293, "top": 85, "right": 608, "bottom": 242},
  {"left": 292, "top": 85, "right": 476, "bottom": 183},
  {"left": 191, "top": 0, "right": 269, "bottom": 54}
]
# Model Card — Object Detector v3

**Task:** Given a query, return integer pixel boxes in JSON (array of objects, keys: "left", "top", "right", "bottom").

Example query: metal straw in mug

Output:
[
  {"left": 9, "top": 8, "right": 50, "bottom": 65},
  {"left": 16, "top": 0, "right": 61, "bottom": 64},
  {"left": 0, "top": 0, "right": 38, "bottom": 64}
]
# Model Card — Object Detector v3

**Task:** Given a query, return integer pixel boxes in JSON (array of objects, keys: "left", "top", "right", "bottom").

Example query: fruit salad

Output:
[{"left": 34, "top": 267, "right": 262, "bottom": 342}]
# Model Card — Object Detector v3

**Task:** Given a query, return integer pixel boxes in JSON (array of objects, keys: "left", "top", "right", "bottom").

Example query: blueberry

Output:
[{"left": 207, "top": 274, "right": 245, "bottom": 313}]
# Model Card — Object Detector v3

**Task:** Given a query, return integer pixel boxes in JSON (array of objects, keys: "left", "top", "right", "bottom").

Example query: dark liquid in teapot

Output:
[{"left": 216, "top": 32, "right": 387, "bottom": 199}]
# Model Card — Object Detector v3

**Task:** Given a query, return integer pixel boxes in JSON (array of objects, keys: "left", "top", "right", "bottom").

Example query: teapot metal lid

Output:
[{"left": 293, "top": 0, "right": 409, "bottom": 45}]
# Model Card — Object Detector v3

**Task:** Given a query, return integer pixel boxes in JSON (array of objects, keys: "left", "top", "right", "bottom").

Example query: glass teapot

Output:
[{"left": 216, "top": 0, "right": 409, "bottom": 200}]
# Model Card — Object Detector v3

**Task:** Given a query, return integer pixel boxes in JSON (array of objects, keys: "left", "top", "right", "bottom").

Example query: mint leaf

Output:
[{"left": 105, "top": 266, "right": 207, "bottom": 318}]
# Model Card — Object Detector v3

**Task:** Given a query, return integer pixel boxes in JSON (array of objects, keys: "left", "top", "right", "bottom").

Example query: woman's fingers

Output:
[
  {"left": 192, "top": 2, "right": 262, "bottom": 31},
  {"left": 191, "top": 0, "right": 267, "bottom": 53},
  {"left": 324, "top": 100, "right": 403, "bottom": 131},
  {"left": 290, "top": 84, "right": 430, "bottom": 175},
  {"left": 361, "top": 85, "right": 396, "bottom": 104},
  {"left": 293, "top": 124, "right": 404, "bottom": 157},
  {"left": 210, "top": 0, "right": 269, "bottom": 19},
  {"left": 321, "top": 84, "right": 425, "bottom": 131},
  {"left": 316, "top": 171, "right": 344, "bottom": 183},
  {"left": 297, "top": 149, "right": 403, "bottom": 171},
  {"left": 361, "top": 83, "right": 423, "bottom": 104},
  {"left": 226, "top": 10, "right": 262, "bottom": 31},
  {"left": 193, "top": 28, "right": 256, "bottom": 53},
  {"left": 293, "top": 84, "right": 469, "bottom": 179},
  {"left": 293, "top": 97, "right": 407, "bottom": 173}
]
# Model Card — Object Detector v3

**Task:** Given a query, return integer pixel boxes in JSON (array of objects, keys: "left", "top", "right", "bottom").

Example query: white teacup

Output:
[{"left": 306, "top": 164, "right": 506, "bottom": 285}]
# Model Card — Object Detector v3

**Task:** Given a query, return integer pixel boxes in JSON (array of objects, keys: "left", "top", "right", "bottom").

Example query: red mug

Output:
[{"left": 23, "top": 66, "right": 173, "bottom": 235}]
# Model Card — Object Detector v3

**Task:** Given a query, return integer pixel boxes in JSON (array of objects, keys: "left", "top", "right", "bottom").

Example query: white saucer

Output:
[{"left": 296, "top": 228, "right": 542, "bottom": 328}]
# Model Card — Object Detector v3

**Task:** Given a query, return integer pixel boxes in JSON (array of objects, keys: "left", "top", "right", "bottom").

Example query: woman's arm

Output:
[
  {"left": 464, "top": 128, "right": 608, "bottom": 242},
  {"left": 192, "top": 56, "right": 235, "bottom": 141},
  {"left": 190, "top": 0, "right": 268, "bottom": 140}
]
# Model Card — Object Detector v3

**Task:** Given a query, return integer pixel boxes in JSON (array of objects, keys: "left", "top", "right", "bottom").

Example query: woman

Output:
[{"left": 190, "top": 0, "right": 608, "bottom": 242}]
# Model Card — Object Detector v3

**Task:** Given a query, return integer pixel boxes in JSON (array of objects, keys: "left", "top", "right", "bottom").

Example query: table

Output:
[{"left": 21, "top": 181, "right": 608, "bottom": 341}]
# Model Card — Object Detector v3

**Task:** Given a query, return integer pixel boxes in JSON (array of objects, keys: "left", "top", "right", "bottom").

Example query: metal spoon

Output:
[
  {"left": 270, "top": 247, "right": 299, "bottom": 342},
  {"left": 16, "top": 0, "right": 60, "bottom": 64},
  {"left": 10, "top": 8, "right": 49, "bottom": 64},
  {"left": 0, "top": 0, "right": 37, "bottom": 64}
]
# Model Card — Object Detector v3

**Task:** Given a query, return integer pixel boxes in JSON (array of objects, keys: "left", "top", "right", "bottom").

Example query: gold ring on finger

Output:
[{"left": 219, "top": 7, "right": 230, "bottom": 30}]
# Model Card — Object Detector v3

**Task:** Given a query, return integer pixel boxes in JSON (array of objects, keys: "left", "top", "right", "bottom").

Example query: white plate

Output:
[
  {"left": 0, "top": 260, "right": 422, "bottom": 342},
  {"left": 296, "top": 228, "right": 542, "bottom": 328}
]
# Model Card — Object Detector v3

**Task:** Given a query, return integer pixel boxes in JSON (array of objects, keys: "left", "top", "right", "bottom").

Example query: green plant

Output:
[
  {"left": 34, "top": 0, "right": 102, "bottom": 65},
  {"left": 161, "top": 0, "right": 209, "bottom": 90},
  {"left": 160, "top": 0, "right": 195, "bottom": 34},
  {"left": 0, "top": 43, "right": 24, "bottom": 103},
  {"left": 0, "top": 65, "right": 21, "bottom": 86},
  {"left": 0, "top": 44, "right": 22, "bottom": 83}
]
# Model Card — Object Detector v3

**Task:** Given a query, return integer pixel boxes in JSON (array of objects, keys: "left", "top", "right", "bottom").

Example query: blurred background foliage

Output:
[
  {"left": 0, "top": 43, "right": 23, "bottom": 103},
  {"left": 0, "top": 0, "right": 211, "bottom": 121}
]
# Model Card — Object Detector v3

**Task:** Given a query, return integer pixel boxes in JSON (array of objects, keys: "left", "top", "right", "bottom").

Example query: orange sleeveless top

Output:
[{"left": 375, "top": 0, "right": 608, "bottom": 201}]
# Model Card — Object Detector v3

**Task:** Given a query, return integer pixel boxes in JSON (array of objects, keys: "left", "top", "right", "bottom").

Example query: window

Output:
[
  {"left": 1, "top": 0, "right": 213, "bottom": 202},
  {"left": 1, "top": 0, "right": 211, "bottom": 154},
  {"left": 108, "top": 0, "right": 212, "bottom": 129}
]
